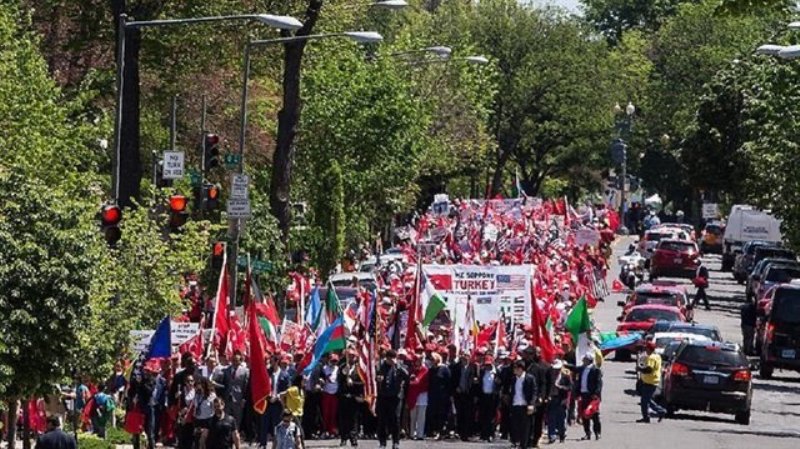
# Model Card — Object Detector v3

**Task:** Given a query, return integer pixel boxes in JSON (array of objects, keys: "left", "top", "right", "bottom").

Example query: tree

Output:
[
  {"left": 0, "top": 171, "right": 99, "bottom": 448},
  {"left": 581, "top": 0, "right": 689, "bottom": 44},
  {"left": 314, "top": 161, "right": 345, "bottom": 278}
]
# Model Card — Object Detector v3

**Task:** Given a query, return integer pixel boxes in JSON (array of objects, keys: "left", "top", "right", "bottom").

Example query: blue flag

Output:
[
  {"left": 303, "top": 317, "right": 344, "bottom": 375},
  {"left": 146, "top": 317, "right": 172, "bottom": 359},
  {"left": 305, "top": 286, "right": 322, "bottom": 330}
]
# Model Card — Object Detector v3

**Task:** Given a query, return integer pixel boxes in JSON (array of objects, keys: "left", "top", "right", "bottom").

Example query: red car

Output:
[
  {"left": 650, "top": 239, "right": 700, "bottom": 280},
  {"left": 618, "top": 281, "right": 693, "bottom": 321},
  {"left": 617, "top": 304, "right": 687, "bottom": 333}
]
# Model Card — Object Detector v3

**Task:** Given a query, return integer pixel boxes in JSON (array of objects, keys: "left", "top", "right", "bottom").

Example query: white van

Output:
[{"left": 721, "top": 205, "right": 782, "bottom": 271}]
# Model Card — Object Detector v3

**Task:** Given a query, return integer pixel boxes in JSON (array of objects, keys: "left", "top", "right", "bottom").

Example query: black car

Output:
[
  {"left": 746, "top": 258, "right": 800, "bottom": 302},
  {"left": 662, "top": 341, "right": 752, "bottom": 425},
  {"left": 733, "top": 241, "right": 772, "bottom": 284},
  {"left": 756, "top": 284, "right": 800, "bottom": 379},
  {"left": 666, "top": 322, "right": 723, "bottom": 342}
]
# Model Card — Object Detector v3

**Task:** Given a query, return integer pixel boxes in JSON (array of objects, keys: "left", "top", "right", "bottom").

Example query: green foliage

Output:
[
  {"left": 314, "top": 161, "right": 345, "bottom": 278},
  {"left": 77, "top": 432, "right": 114, "bottom": 449},
  {"left": 0, "top": 170, "right": 100, "bottom": 398},
  {"left": 239, "top": 177, "right": 288, "bottom": 295},
  {"left": 104, "top": 426, "right": 131, "bottom": 445},
  {"left": 582, "top": 0, "right": 689, "bottom": 44}
]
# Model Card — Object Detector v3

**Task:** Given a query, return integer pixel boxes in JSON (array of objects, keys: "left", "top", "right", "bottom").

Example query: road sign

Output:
[
  {"left": 162, "top": 151, "right": 185, "bottom": 179},
  {"left": 230, "top": 174, "right": 249, "bottom": 199},
  {"left": 236, "top": 256, "right": 273, "bottom": 273},
  {"left": 702, "top": 203, "right": 719, "bottom": 219},
  {"left": 224, "top": 154, "right": 242, "bottom": 169},
  {"left": 187, "top": 169, "right": 202, "bottom": 187},
  {"left": 227, "top": 197, "right": 251, "bottom": 218}
]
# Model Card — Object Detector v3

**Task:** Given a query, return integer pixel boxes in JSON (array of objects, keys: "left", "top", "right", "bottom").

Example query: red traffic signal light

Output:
[
  {"left": 207, "top": 185, "right": 219, "bottom": 200},
  {"left": 211, "top": 241, "right": 226, "bottom": 271},
  {"left": 204, "top": 133, "right": 221, "bottom": 171},
  {"left": 101, "top": 204, "right": 122, "bottom": 226},
  {"left": 169, "top": 195, "right": 188, "bottom": 213}
]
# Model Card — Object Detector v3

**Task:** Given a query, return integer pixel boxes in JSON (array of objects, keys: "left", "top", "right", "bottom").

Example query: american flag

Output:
[
  {"left": 357, "top": 338, "right": 377, "bottom": 415},
  {"left": 496, "top": 274, "right": 527, "bottom": 290}
]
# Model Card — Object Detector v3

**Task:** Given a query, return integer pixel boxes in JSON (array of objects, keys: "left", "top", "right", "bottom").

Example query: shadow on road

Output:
[
  {"left": 753, "top": 380, "right": 800, "bottom": 395},
  {"left": 668, "top": 412, "right": 734, "bottom": 425},
  {"left": 690, "top": 428, "right": 800, "bottom": 439}
]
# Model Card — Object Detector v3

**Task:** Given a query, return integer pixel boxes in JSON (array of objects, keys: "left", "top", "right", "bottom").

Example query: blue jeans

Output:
[
  {"left": 547, "top": 399, "right": 566, "bottom": 441},
  {"left": 640, "top": 383, "right": 665, "bottom": 419}
]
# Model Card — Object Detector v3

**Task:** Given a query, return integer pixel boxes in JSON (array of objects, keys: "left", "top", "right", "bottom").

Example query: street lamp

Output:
[
  {"left": 391, "top": 46, "right": 453, "bottom": 59},
  {"left": 613, "top": 101, "right": 635, "bottom": 235},
  {"left": 237, "top": 31, "right": 384, "bottom": 165},
  {"left": 755, "top": 44, "right": 784, "bottom": 56},
  {"left": 110, "top": 12, "right": 302, "bottom": 202}
]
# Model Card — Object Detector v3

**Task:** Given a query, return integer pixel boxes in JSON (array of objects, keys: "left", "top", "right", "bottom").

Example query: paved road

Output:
[{"left": 304, "top": 238, "right": 800, "bottom": 449}]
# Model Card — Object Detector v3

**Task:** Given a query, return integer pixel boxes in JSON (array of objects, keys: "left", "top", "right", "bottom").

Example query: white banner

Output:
[
  {"left": 129, "top": 321, "right": 199, "bottom": 354},
  {"left": 422, "top": 264, "right": 534, "bottom": 326},
  {"left": 575, "top": 228, "right": 601, "bottom": 247}
]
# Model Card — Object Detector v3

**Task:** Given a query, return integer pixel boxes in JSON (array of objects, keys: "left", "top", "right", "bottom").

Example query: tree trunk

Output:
[
  {"left": 21, "top": 402, "right": 30, "bottom": 449},
  {"left": 6, "top": 399, "right": 18, "bottom": 449},
  {"left": 489, "top": 151, "right": 511, "bottom": 198},
  {"left": 112, "top": 0, "right": 144, "bottom": 209},
  {"left": 270, "top": 1, "right": 324, "bottom": 241}
]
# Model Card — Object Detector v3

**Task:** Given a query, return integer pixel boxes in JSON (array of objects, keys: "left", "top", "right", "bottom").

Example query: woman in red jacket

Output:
[{"left": 406, "top": 354, "right": 430, "bottom": 440}]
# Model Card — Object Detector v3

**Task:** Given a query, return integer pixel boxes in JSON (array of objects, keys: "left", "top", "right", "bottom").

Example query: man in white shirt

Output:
[
  {"left": 478, "top": 356, "right": 499, "bottom": 442},
  {"left": 510, "top": 361, "right": 536, "bottom": 449}
]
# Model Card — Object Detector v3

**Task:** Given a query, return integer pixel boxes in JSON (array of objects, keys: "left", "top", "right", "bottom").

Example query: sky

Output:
[{"left": 532, "top": 0, "right": 583, "bottom": 14}]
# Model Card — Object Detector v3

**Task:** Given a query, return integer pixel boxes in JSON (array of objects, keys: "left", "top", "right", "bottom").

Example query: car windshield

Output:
[
  {"left": 647, "top": 233, "right": 670, "bottom": 241},
  {"left": 635, "top": 292, "right": 680, "bottom": 307},
  {"left": 765, "top": 267, "right": 800, "bottom": 283},
  {"left": 773, "top": 289, "right": 800, "bottom": 324},
  {"left": 668, "top": 325, "right": 720, "bottom": 341},
  {"left": 678, "top": 346, "right": 746, "bottom": 367},
  {"left": 659, "top": 241, "right": 694, "bottom": 252},
  {"left": 626, "top": 309, "right": 680, "bottom": 322}
]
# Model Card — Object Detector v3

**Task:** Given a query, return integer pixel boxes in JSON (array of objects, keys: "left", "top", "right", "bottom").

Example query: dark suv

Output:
[
  {"left": 733, "top": 241, "right": 772, "bottom": 284},
  {"left": 756, "top": 284, "right": 800, "bottom": 379},
  {"left": 662, "top": 341, "right": 752, "bottom": 425}
]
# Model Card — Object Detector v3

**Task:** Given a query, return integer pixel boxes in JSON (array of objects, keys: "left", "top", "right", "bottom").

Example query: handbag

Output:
[
  {"left": 581, "top": 397, "right": 600, "bottom": 419},
  {"left": 693, "top": 276, "right": 709, "bottom": 288},
  {"left": 124, "top": 407, "right": 145, "bottom": 434}
]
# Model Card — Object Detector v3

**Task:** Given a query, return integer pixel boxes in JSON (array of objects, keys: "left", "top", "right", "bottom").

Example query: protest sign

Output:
[{"left": 129, "top": 321, "right": 199, "bottom": 354}]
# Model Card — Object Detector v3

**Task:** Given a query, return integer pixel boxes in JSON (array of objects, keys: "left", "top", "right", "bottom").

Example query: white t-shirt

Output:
[{"left": 322, "top": 365, "right": 339, "bottom": 395}]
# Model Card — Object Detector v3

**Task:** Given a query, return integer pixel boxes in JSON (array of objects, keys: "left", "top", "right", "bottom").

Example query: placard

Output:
[{"left": 129, "top": 321, "right": 199, "bottom": 354}]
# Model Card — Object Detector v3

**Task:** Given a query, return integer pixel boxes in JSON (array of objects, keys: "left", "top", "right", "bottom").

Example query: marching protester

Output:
[
  {"left": 547, "top": 359, "right": 572, "bottom": 444},
  {"left": 477, "top": 355, "right": 498, "bottom": 442},
  {"left": 207, "top": 398, "right": 240, "bottom": 449},
  {"left": 405, "top": 354, "right": 428, "bottom": 441},
  {"left": 693, "top": 259, "right": 711, "bottom": 310},
  {"left": 510, "top": 360, "right": 537, "bottom": 449},
  {"left": 425, "top": 352, "right": 451, "bottom": 440},
  {"left": 338, "top": 349, "right": 364, "bottom": 446},
  {"left": 375, "top": 350, "right": 406, "bottom": 449},
  {"left": 573, "top": 353, "right": 602, "bottom": 441}
]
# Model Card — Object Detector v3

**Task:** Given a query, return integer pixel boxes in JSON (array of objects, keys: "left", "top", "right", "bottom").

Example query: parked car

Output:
[
  {"left": 746, "top": 258, "right": 799, "bottom": 302},
  {"left": 733, "top": 240, "right": 772, "bottom": 284},
  {"left": 650, "top": 239, "right": 700, "bottom": 280},
  {"left": 755, "top": 283, "right": 800, "bottom": 379},
  {"left": 700, "top": 221, "right": 725, "bottom": 254},
  {"left": 751, "top": 263, "right": 800, "bottom": 303},
  {"left": 662, "top": 341, "right": 752, "bottom": 425}
]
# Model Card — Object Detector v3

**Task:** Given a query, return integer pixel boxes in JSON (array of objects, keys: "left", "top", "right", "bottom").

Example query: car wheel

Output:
[
  {"left": 665, "top": 406, "right": 676, "bottom": 418},
  {"left": 734, "top": 410, "right": 751, "bottom": 425},
  {"left": 759, "top": 363, "right": 774, "bottom": 379}
]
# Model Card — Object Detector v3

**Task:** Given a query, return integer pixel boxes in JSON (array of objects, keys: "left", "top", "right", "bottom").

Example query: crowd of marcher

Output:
[{"left": 10, "top": 196, "right": 619, "bottom": 449}]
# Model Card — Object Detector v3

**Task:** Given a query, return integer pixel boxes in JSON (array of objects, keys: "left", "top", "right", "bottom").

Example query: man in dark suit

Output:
[
  {"left": 527, "top": 347, "right": 553, "bottom": 448},
  {"left": 573, "top": 354, "right": 602, "bottom": 441},
  {"left": 35, "top": 416, "right": 76, "bottom": 449},
  {"left": 510, "top": 360, "right": 537, "bottom": 449}
]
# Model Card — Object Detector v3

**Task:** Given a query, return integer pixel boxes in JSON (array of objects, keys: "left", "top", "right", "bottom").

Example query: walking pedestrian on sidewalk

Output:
[{"left": 636, "top": 341, "right": 666, "bottom": 423}]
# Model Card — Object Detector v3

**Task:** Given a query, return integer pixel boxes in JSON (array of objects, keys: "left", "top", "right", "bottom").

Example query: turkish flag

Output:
[{"left": 428, "top": 274, "right": 453, "bottom": 291}]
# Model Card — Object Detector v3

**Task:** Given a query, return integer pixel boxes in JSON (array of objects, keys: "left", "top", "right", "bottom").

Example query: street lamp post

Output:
[
  {"left": 111, "top": 13, "right": 303, "bottom": 202},
  {"left": 229, "top": 31, "right": 383, "bottom": 311},
  {"left": 614, "top": 101, "right": 635, "bottom": 235}
]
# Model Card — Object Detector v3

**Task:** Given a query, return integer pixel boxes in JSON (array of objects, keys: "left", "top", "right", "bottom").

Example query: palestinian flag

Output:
[
  {"left": 421, "top": 274, "right": 447, "bottom": 327},
  {"left": 326, "top": 282, "right": 343, "bottom": 322}
]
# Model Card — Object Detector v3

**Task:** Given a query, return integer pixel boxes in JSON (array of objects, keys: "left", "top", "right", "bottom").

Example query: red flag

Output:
[
  {"left": 531, "top": 290, "right": 556, "bottom": 363},
  {"left": 211, "top": 255, "right": 230, "bottom": 355},
  {"left": 611, "top": 279, "right": 625, "bottom": 292},
  {"left": 179, "top": 325, "right": 204, "bottom": 361},
  {"left": 405, "top": 260, "right": 422, "bottom": 352},
  {"left": 247, "top": 304, "right": 271, "bottom": 414}
]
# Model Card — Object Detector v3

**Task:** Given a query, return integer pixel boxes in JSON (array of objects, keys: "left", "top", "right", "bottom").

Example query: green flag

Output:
[
  {"left": 565, "top": 296, "right": 591, "bottom": 345},
  {"left": 326, "top": 284, "right": 342, "bottom": 322}
]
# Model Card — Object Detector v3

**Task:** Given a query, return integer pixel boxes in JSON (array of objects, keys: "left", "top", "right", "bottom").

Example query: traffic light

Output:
[
  {"left": 211, "top": 241, "right": 226, "bottom": 271},
  {"left": 204, "top": 183, "right": 220, "bottom": 210},
  {"left": 168, "top": 194, "right": 189, "bottom": 230},
  {"left": 100, "top": 203, "right": 122, "bottom": 246},
  {"left": 203, "top": 133, "right": 221, "bottom": 172}
]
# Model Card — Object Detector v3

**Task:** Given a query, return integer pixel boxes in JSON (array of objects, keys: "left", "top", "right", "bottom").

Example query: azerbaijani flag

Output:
[
  {"left": 421, "top": 274, "right": 447, "bottom": 327},
  {"left": 302, "top": 317, "right": 346, "bottom": 374}
]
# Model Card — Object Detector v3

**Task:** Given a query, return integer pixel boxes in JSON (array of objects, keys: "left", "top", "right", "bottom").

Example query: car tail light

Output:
[
  {"left": 733, "top": 370, "right": 752, "bottom": 382},
  {"left": 766, "top": 323, "right": 776, "bottom": 342},
  {"left": 671, "top": 362, "right": 690, "bottom": 376}
]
